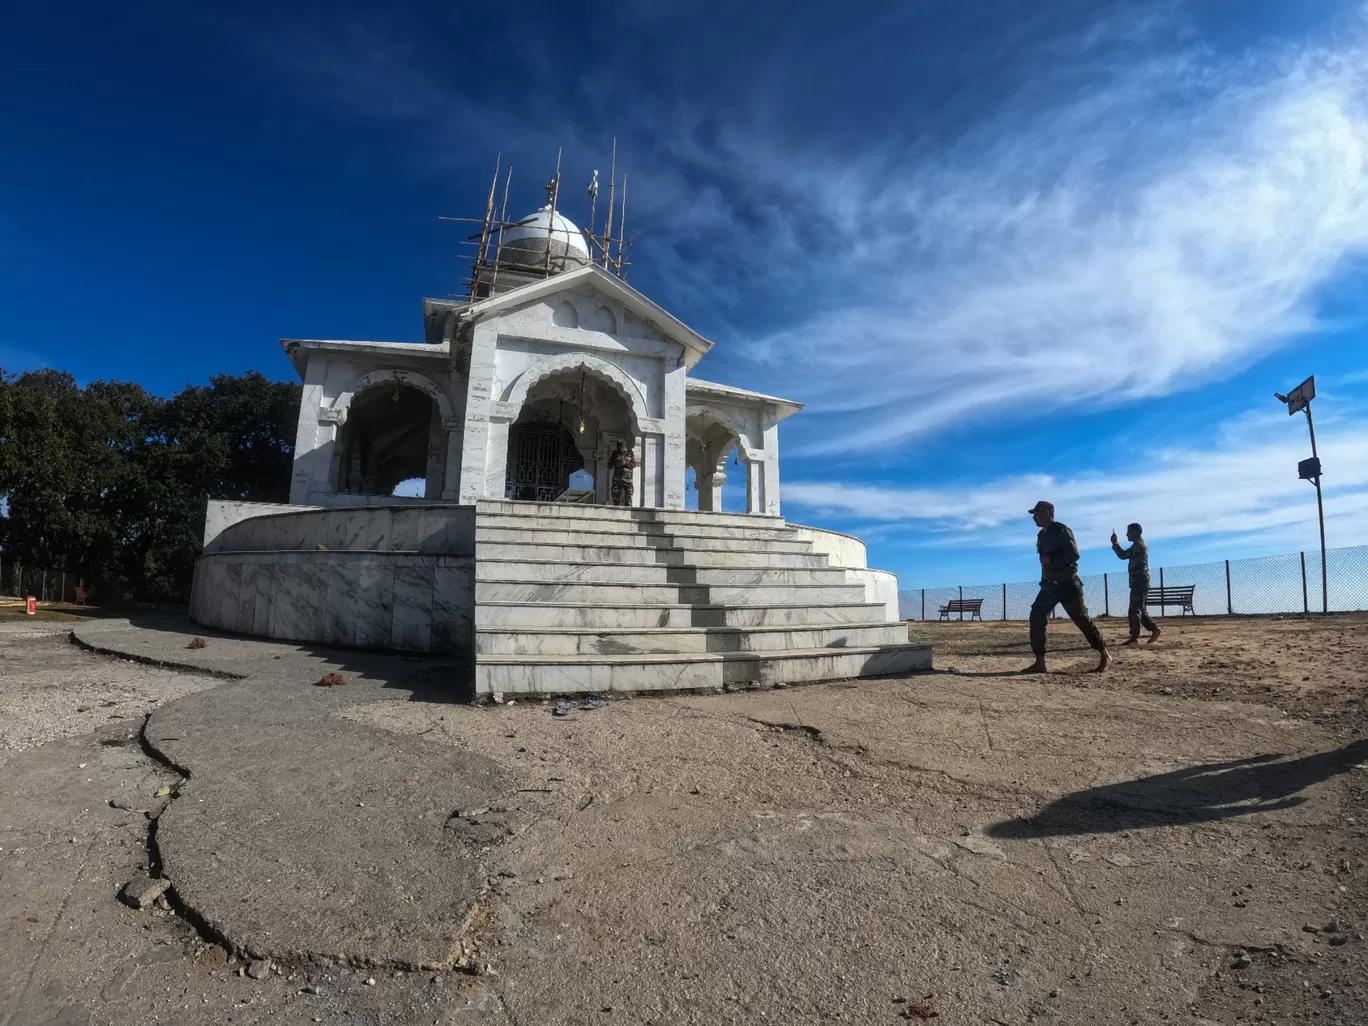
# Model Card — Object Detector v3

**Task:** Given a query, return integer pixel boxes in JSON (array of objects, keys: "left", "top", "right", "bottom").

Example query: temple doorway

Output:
[
  {"left": 504, "top": 367, "right": 639, "bottom": 504},
  {"left": 504, "top": 421, "right": 584, "bottom": 501}
]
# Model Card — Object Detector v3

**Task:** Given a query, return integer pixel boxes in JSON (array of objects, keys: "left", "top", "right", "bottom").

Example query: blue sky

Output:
[{"left": 4, "top": 0, "right": 1368, "bottom": 589}]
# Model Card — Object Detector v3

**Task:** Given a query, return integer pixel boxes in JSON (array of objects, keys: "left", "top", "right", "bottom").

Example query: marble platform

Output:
[{"left": 188, "top": 498, "right": 930, "bottom": 698}]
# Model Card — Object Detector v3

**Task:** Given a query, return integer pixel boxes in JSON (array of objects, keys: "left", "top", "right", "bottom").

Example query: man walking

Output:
[
  {"left": 1022, "top": 501, "right": 1112, "bottom": 674},
  {"left": 1111, "top": 522, "right": 1161, "bottom": 646}
]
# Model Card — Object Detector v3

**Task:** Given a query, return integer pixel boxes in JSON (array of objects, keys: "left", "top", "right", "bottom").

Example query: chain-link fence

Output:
[
  {"left": 0, "top": 562, "right": 90, "bottom": 604},
  {"left": 903, "top": 544, "right": 1368, "bottom": 620}
]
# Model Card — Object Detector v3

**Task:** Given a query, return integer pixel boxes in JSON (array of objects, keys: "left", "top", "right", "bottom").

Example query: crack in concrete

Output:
[{"left": 68, "top": 631, "right": 246, "bottom": 680}]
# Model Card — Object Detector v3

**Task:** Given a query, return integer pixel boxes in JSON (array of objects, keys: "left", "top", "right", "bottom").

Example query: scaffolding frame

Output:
[{"left": 440, "top": 141, "right": 634, "bottom": 302}]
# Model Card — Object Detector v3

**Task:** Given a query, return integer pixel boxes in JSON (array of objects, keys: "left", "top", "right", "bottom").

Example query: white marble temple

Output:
[{"left": 193, "top": 199, "right": 926, "bottom": 692}]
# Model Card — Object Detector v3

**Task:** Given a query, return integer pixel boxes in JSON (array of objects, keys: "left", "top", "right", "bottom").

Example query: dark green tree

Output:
[{"left": 0, "top": 369, "right": 300, "bottom": 603}]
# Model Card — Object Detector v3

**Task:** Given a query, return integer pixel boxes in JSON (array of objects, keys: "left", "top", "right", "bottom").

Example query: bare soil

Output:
[{"left": 0, "top": 615, "right": 1365, "bottom": 1026}]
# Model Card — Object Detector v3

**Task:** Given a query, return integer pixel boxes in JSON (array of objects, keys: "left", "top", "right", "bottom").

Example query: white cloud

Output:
[
  {"left": 258, "top": 7, "right": 1368, "bottom": 457},
  {"left": 784, "top": 403, "right": 1368, "bottom": 554},
  {"left": 736, "top": 32, "right": 1368, "bottom": 451}
]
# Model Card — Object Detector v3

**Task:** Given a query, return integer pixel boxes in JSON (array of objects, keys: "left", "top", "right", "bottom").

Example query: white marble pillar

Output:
[
  {"left": 696, "top": 470, "right": 725, "bottom": 511},
  {"left": 641, "top": 434, "right": 665, "bottom": 507},
  {"left": 423, "top": 407, "right": 447, "bottom": 499},
  {"left": 662, "top": 358, "right": 688, "bottom": 509},
  {"left": 441, "top": 421, "right": 464, "bottom": 500},
  {"left": 289, "top": 357, "right": 330, "bottom": 504},
  {"left": 457, "top": 324, "right": 499, "bottom": 505},
  {"left": 746, "top": 458, "right": 765, "bottom": 515},
  {"left": 762, "top": 418, "right": 782, "bottom": 516}
]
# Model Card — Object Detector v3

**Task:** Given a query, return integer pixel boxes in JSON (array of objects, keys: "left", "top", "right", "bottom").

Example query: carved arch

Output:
[
  {"left": 502, "top": 353, "right": 649, "bottom": 430},
  {"left": 552, "top": 301, "right": 579, "bottom": 328},
  {"left": 328, "top": 369, "right": 456, "bottom": 426},
  {"left": 685, "top": 401, "right": 761, "bottom": 461},
  {"left": 586, "top": 305, "right": 618, "bottom": 333}
]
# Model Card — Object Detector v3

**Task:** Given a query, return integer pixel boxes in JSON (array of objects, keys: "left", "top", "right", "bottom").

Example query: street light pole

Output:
[
  {"left": 1275, "top": 375, "right": 1328, "bottom": 615},
  {"left": 1303, "top": 402, "right": 1329, "bottom": 615}
]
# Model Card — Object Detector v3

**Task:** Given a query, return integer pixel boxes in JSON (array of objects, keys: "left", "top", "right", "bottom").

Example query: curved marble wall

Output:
[
  {"left": 789, "top": 523, "right": 900, "bottom": 622},
  {"left": 190, "top": 501, "right": 476, "bottom": 664}
]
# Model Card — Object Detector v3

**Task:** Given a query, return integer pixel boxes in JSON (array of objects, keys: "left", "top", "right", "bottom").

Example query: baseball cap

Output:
[{"left": 1027, "top": 500, "right": 1054, "bottom": 515}]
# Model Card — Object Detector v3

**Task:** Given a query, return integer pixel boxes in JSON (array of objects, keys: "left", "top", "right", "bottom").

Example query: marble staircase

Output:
[{"left": 474, "top": 499, "right": 931, "bottom": 695}]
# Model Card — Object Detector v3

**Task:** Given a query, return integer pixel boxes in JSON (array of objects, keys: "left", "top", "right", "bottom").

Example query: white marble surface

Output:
[
  {"left": 208, "top": 504, "right": 476, "bottom": 555},
  {"left": 190, "top": 551, "right": 475, "bottom": 660},
  {"left": 787, "top": 523, "right": 869, "bottom": 569}
]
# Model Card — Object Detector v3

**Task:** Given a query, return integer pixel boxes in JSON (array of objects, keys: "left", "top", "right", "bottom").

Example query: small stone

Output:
[
  {"left": 118, "top": 874, "right": 171, "bottom": 910},
  {"left": 365, "top": 977, "right": 376, "bottom": 986},
  {"left": 1304, "top": 924, "right": 1321, "bottom": 933},
  {"left": 1325, "top": 919, "right": 1343, "bottom": 933},
  {"left": 153, "top": 894, "right": 172, "bottom": 911},
  {"left": 77, "top": 705, "right": 91, "bottom": 713},
  {"left": 1049, "top": 989, "right": 1059, "bottom": 999},
  {"left": 1329, "top": 934, "right": 1349, "bottom": 946},
  {"left": 246, "top": 959, "right": 271, "bottom": 980},
  {"left": 1231, "top": 955, "right": 1252, "bottom": 970},
  {"left": 302, "top": 984, "right": 320, "bottom": 995}
]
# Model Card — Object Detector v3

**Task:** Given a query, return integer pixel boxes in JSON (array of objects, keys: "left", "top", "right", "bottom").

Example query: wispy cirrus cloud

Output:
[
  {"left": 256, "top": 4, "right": 1368, "bottom": 458},
  {"left": 739, "top": 34, "right": 1368, "bottom": 452},
  {"left": 784, "top": 400, "right": 1368, "bottom": 555}
]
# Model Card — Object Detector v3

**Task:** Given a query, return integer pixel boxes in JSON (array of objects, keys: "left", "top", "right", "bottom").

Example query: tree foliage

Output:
[{"left": 0, "top": 370, "right": 300, "bottom": 603}]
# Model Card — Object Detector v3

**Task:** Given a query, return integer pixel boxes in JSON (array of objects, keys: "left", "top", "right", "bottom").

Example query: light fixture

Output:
[{"left": 577, "top": 370, "right": 587, "bottom": 434}]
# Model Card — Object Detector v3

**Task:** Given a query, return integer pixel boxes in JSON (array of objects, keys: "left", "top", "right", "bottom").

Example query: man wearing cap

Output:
[{"left": 1022, "top": 501, "right": 1112, "bottom": 674}]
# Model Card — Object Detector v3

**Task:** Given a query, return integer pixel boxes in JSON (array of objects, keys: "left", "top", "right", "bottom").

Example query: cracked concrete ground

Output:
[{"left": 0, "top": 614, "right": 1365, "bottom": 1025}]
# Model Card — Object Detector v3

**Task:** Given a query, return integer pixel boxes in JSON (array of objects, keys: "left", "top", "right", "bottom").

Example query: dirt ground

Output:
[
  {"left": 0, "top": 622, "right": 219, "bottom": 750},
  {"left": 0, "top": 614, "right": 1365, "bottom": 1026},
  {"left": 921, "top": 613, "right": 1368, "bottom": 741}
]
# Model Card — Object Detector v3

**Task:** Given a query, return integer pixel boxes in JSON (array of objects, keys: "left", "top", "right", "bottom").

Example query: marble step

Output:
[
  {"left": 474, "top": 579, "right": 868, "bottom": 606},
  {"left": 476, "top": 541, "right": 832, "bottom": 567},
  {"left": 474, "top": 559, "right": 851, "bottom": 586},
  {"left": 474, "top": 525, "right": 813, "bottom": 551},
  {"left": 475, "top": 600, "right": 888, "bottom": 629},
  {"left": 475, "top": 621, "right": 910, "bottom": 656},
  {"left": 477, "top": 499, "right": 785, "bottom": 530},
  {"left": 477, "top": 512, "right": 802, "bottom": 542},
  {"left": 474, "top": 643, "right": 934, "bottom": 694}
]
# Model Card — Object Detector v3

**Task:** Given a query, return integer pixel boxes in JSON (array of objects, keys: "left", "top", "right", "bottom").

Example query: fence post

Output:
[
  {"left": 1159, "top": 567, "right": 1165, "bottom": 617},
  {"left": 921, "top": 589, "right": 925, "bottom": 622},
  {"left": 1225, "top": 559, "right": 1232, "bottom": 615},
  {"left": 1002, "top": 582, "right": 1007, "bottom": 621},
  {"left": 1104, "top": 572, "right": 1110, "bottom": 616},
  {"left": 1301, "top": 551, "right": 1308, "bottom": 614}
]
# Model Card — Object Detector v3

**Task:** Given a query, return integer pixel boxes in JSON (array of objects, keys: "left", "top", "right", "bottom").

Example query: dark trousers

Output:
[
  {"left": 1030, "top": 575, "right": 1106, "bottom": 658},
  {"left": 1128, "top": 582, "right": 1157, "bottom": 639}
]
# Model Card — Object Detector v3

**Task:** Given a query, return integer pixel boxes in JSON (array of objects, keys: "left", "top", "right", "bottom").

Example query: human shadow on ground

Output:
[{"left": 987, "top": 739, "right": 1368, "bottom": 838}]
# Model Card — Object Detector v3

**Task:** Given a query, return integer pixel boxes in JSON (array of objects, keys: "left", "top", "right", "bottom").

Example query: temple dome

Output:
[{"left": 498, "top": 205, "right": 591, "bottom": 272}]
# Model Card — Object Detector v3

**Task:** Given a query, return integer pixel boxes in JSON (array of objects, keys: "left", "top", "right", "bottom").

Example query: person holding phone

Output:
[{"left": 1111, "top": 522, "right": 1160, "bottom": 645}]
